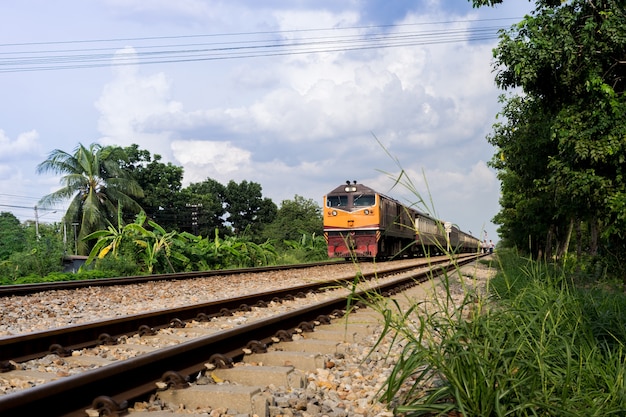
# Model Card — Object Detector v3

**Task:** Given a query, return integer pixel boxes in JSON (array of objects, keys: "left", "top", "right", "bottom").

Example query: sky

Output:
[{"left": 0, "top": 0, "right": 535, "bottom": 242}]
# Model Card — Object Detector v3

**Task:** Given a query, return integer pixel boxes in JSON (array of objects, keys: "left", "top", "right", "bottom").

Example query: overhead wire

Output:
[{"left": 0, "top": 18, "right": 518, "bottom": 73}]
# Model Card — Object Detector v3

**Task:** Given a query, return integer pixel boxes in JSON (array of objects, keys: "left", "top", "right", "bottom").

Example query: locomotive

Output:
[{"left": 323, "top": 181, "right": 480, "bottom": 259}]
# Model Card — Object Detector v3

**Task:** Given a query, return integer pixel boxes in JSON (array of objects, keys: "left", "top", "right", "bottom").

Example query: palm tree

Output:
[{"left": 37, "top": 143, "right": 144, "bottom": 255}]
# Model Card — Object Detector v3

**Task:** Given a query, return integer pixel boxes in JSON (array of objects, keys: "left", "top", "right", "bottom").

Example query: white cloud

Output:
[
  {"left": 95, "top": 47, "right": 184, "bottom": 161},
  {"left": 0, "top": 129, "right": 41, "bottom": 162},
  {"left": 172, "top": 140, "right": 251, "bottom": 182}
]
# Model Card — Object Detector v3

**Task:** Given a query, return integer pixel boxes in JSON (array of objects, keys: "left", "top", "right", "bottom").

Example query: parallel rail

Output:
[
  {"left": 0, "top": 254, "right": 482, "bottom": 417},
  {"left": 0, "top": 260, "right": 347, "bottom": 297},
  {"left": 0, "top": 257, "right": 458, "bottom": 363}
]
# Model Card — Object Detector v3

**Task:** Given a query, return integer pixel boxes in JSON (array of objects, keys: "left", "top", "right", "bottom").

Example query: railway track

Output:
[{"left": 0, "top": 254, "right": 483, "bottom": 416}]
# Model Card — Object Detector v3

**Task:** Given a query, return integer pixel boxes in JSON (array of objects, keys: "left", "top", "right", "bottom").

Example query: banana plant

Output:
[
  {"left": 84, "top": 205, "right": 134, "bottom": 266},
  {"left": 85, "top": 208, "right": 188, "bottom": 273},
  {"left": 127, "top": 219, "right": 189, "bottom": 273}
]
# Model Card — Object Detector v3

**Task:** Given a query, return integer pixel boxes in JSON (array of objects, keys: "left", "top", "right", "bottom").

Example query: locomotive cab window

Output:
[
  {"left": 353, "top": 194, "right": 375, "bottom": 207},
  {"left": 327, "top": 195, "right": 348, "bottom": 207}
]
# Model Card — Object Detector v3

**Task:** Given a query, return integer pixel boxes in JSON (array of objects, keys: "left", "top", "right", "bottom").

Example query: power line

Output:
[
  {"left": 0, "top": 17, "right": 519, "bottom": 48},
  {"left": 0, "top": 18, "right": 519, "bottom": 73}
]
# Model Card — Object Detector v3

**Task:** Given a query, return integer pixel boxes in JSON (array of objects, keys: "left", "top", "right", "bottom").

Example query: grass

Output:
[{"left": 357, "top": 249, "right": 626, "bottom": 416}]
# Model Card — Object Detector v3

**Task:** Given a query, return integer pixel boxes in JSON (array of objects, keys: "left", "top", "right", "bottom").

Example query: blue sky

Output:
[{"left": 0, "top": 0, "right": 534, "bottom": 241}]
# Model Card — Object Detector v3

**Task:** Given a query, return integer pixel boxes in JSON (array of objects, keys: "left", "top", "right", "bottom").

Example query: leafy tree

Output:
[
  {"left": 37, "top": 143, "right": 144, "bottom": 255},
  {"left": 120, "top": 148, "right": 230, "bottom": 237},
  {"left": 181, "top": 179, "right": 229, "bottom": 237},
  {"left": 0, "top": 219, "right": 64, "bottom": 280},
  {"left": 224, "top": 180, "right": 277, "bottom": 240},
  {"left": 476, "top": 0, "right": 626, "bottom": 267},
  {"left": 488, "top": 95, "right": 567, "bottom": 258},
  {"left": 262, "top": 195, "right": 323, "bottom": 249},
  {"left": 121, "top": 144, "right": 185, "bottom": 230},
  {"left": 117, "top": 145, "right": 278, "bottom": 241},
  {"left": 0, "top": 212, "right": 26, "bottom": 261}
]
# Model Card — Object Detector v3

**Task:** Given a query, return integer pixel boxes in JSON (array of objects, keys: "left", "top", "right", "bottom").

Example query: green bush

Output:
[
  {"left": 91, "top": 253, "right": 144, "bottom": 277},
  {"left": 0, "top": 237, "right": 64, "bottom": 282},
  {"left": 366, "top": 251, "right": 626, "bottom": 416}
]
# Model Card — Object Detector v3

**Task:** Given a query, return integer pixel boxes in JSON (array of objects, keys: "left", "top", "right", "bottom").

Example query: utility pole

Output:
[
  {"left": 34, "top": 205, "right": 40, "bottom": 239},
  {"left": 34, "top": 206, "right": 58, "bottom": 240},
  {"left": 72, "top": 223, "right": 79, "bottom": 255}
]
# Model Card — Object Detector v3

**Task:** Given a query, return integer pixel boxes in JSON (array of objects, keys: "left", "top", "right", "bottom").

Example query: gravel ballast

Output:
[{"left": 0, "top": 257, "right": 496, "bottom": 416}]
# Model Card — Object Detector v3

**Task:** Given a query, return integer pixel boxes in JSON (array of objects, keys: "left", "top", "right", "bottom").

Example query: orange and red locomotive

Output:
[{"left": 323, "top": 181, "right": 479, "bottom": 259}]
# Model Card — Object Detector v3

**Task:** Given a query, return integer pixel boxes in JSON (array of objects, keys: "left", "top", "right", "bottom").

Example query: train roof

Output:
[
  {"left": 325, "top": 181, "right": 427, "bottom": 214},
  {"left": 325, "top": 182, "right": 378, "bottom": 196}
]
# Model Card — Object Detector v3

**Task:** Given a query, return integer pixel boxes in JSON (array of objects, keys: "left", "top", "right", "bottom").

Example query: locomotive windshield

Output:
[
  {"left": 327, "top": 195, "right": 348, "bottom": 207},
  {"left": 353, "top": 194, "right": 375, "bottom": 207}
]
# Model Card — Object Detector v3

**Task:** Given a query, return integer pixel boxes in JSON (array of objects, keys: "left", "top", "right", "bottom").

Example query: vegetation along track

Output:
[{"left": 0, "top": 254, "right": 481, "bottom": 416}]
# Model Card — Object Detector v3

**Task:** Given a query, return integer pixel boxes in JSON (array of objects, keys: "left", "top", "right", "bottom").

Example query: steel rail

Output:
[
  {"left": 0, "top": 260, "right": 348, "bottom": 297},
  {"left": 0, "top": 256, "right": 464, "bottom": 362},
  {"left": 0, "top": 255, "right": 479, "bottom": 417}
]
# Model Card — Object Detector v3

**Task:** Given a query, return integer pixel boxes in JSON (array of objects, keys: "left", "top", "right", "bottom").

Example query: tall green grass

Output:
[{"left": 361, "top": 249, "right": 626, "bottom": 416}]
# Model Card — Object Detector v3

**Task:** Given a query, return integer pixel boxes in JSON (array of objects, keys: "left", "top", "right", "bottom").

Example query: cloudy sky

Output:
[{"left": 0, "top": 0, "right": 534, "bottom": 242}]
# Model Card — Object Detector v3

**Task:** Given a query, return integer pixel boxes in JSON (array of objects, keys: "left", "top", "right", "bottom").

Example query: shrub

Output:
[{"left": 366, "top": 251, "right": 626, "bottom": 416}]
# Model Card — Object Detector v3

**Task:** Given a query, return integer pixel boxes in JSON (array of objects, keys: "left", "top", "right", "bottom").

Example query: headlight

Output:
[
  {"left": 364, "top": 209, "right": 369, "bottom": 215},
  {"left": 332, "top": 210, "right": 337, "bottom": 216}
]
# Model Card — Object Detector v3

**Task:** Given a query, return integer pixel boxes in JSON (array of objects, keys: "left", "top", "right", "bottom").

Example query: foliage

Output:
[
  {"left": 367, "top": 250, "right": 626, "bottom": 416},
  {"left": 0, "top": 231, "right": 65, "bottom": 280},
  {"left": 262, "top": 195, "right": 323, "bottom": 250},
  {"left": 0, "top": 268, "right": 123, "bottom": 285},
  {"left": 120, "top": 145, "right": 228, "bottom": 237},
  {"left": 16, "top": 142, "right": 326, "bottom": 281},
  {"left": 119, "top": 148, "right": 279, "bottom": 240},
  {"left": 283, "top": 232, "right": 328, "bottom": 262},
  {"left": 37, "top": 143, "right": 144, "bottom": 255},
  {"left": 477, "top": 0, "right": 626, "bottom": 272},
  {"left": 83, "top": 209, "right": 284, "bottom": 274},
  {"left": 129, "top": 216, "right": 191, "bottom": 273},
  {"left": 224, "top": 180, "right": 278, "bottom": 240},
  {"left": 177, "top": 228, "right": 279, "bottom": 270},
  {"left": 181, "top": 179, "right": 229, "bottom": 237},
  {"left": 488, "top": 95, "right": 563, "bottom": 257},
  {"left": 0, "top": 212, "right": 27, "bottom": 261},
  {"left": 89, "top": 253, "right": 143, "bottom": 277},
  {"left": 85, "top": 210, "right": 191, "bottom": 274},
  {"left": 121, "top": 144, "right": 185, "bottom": 229}
]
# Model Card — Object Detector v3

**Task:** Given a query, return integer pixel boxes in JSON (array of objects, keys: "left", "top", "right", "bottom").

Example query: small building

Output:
[{"left": 62, "top": 255, "right": 89, "bottom": 273}]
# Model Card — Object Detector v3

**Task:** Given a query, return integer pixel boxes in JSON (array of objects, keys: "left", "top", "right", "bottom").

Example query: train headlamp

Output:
[
  {"left": 344, "top": 180, "right": 357, "bottom": 192},
  {"left": 331, "top": 210, "right": 337, "bottom": 216},
  {"left": 364, "top": 209, "right": 370, "bottom": 215}
]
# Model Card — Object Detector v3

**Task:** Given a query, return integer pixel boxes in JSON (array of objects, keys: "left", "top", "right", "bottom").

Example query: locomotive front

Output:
[{"left": 323, "top": 181, "right": 380, "bottom": 259}]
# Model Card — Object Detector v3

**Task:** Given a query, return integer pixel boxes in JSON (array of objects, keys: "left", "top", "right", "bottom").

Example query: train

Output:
[{"left": 323, "top": 181, "right": 481, "bottom": 259}]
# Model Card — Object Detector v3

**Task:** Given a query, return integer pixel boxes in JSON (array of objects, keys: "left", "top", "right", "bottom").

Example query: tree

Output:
[
  {"left": 0, "top": 213, "right": 64, "bottom": 279},
  {"left": 476, "top": 0, "right": 626, "bottom": 265},
  {"left": 487, "top": 95, "right": 566, "bottom": 258},
  {"left": 262, "top": 195, "right": 323, "bottom": 249},
  {"left": 181, "top": 179, "right": 229, "bottom": 237},
  {"left": 0, "top": 212, "right": 26, "bottom": 261},
  {"left": 121, "top": 144, "right": 185, "bottom": 230},
  {"left": 224, "top": 180, "right": 277, "bottom": 240},
  {"left": 37, "top": 143, "right": 144, "bottom": 255}
]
